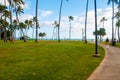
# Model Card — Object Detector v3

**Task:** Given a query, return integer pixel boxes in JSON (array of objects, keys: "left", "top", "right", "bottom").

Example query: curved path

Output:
[{"left": 88, "top": 44, "right": 120, "bottom": 80}]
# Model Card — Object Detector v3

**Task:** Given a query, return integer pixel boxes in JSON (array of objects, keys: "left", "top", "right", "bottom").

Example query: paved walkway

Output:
[{"left": 87, "top": 44, "right": 120, "bottom": 80}]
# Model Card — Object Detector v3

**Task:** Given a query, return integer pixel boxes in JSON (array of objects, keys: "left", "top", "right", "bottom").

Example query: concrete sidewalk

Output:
[{"left": 87, "top": 44, "right": 120, "bottom": 80}]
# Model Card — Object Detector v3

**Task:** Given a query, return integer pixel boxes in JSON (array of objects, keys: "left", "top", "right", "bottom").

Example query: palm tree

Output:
[
  {"left": 15, "top": 6, "right": 25, "bottom": 42},
  {"left": 31, "top": 17, "right": 36, "bottom": 40},
  {"left": 68, "top": 16, "right": 74, "bottom": 40},
  {"left": 84, "top": 0, "right": 89, "bottom": 43},
  {"left": 13, "top": 19, "right": 18, "bottom": 39},
  {"left": 52, "top": 21, "right": 59, "bottom": 40},
  {"left": 7, "top": 0, "right": 14, "bottom": 42},
  {"left": 19, "top": 22, "right": 27, "bottom": 42},
  {"left": 58, "top": 0, "right": 68, "bottom": 42},
  {"left": 100, "top": 17, "right": 107, "bottom": 28},
  {"left": 13, "top": 0, "right": 24, "bottom": 41},
  {"left": 39, "top": 32, "right": 46, "bottom": 40},
  {"left": 25, "top": 19, "right": 33, "bottom": 36},
  {"left": 35, "top": 0, "right": 38, "bottom": 42},
  {"left": 108, "top": 0, "right": 118, "bottom": 46},
  {"left": 35, "top": 0, "right": 39, "bottom": 42},
  {"left": 3, "top": 0, "right": 7, "bottom": 42},
  {"left": 116, "top": 20, "right": 120, "bottom": 42}
]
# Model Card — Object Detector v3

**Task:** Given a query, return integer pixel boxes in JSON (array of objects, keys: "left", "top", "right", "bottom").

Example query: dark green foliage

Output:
[
  {"left": 1, "top": 30, "right": 10, "bottom": 39},
  {"left": 93, "top": 28, "right": 106, "bottom": 41}
]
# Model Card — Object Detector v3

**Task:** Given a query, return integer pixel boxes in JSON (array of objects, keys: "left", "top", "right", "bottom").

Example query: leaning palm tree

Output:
[
  {"left": 68, "top": 16, "right": 74, "bottom": 40},
  {"left": 19, "top": 22, "right": 27, "bottom": 42},
  {"left": 108, "top": 0, "right": 118, "bottom": 46},
  {"left": 7, "top": 0, "right": 14, "bottom": 41},
  {"left": 15, "top": 6, "right": 26, "bottom": 42},
  {"left": 84, "top": 0, "right": 89, "bottom": 43},
  {"left": 25, "top": 19, "right": 33, "bottom": 36},
  {"left": 58, "top": 0, "right": 68, "bottom": 42},
  {"left": 13, "top": 0, "right": 24, "bottom": 40},
  {"left": 100, "top": 17, "right": 107, "bottom": 28}
]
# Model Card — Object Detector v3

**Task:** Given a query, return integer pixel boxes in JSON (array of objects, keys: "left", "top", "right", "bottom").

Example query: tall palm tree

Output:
[
  {"left": 68, "top": 16, "right": 74, "bottom": 40},
  {"left": 12, "top": 19, "right": 17, "bottom": 39},
  {"left": 15, "top": 6, "right": 26, "bottom": 42},
  {"left": 31, "top": 17, "right": 36, "bottom": 40},
  {"left": 35, "top": 0, "right": 38, "bottom": 42},
  {"left": 25, "top": 19, "right": 33, "bottom": 36},
  {"left": 100, "top": 17, "right": 107, "bottom": 28},
  {"left": 84, "top": 0, "right": 89, "bottom": 43},
  {"left": 58, "top": 0, "right": 68, "bottom": 42},
  {"left": 52, "top": 21, "right": 59, "bottom": 40},
  {"left": 19, "top": 22, "right": 27, "bottom": 42},
  {"left": 7, "top": 0, "right": 14, "bottom": 42},
  {"left": 3, "top": 0, "right": 7, "bottom": 42},
  {"left": 116, "top": 20, "right": 120, "bottom": 42},
  {"left": 13, "top": 0, "right": 25, "bottom": 41},
  {"left": 108, "top": 0, "right": 118, "bottom": 46}
]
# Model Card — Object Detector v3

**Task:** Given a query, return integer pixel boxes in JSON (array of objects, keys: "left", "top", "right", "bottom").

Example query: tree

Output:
[
  {"left": 13, "top": 0, "right": 25, "bottom": 41},
  {"left": 108, "top": 0, "right": 119, "bottom": 46},
  {"left": 25, "top": 19, "right": 33, "bottom": 35},
  {"left": 68, "top": 16, "right": 74, "bottom": 40},
  {"left": 31, "top": 17, "right": 36, "bottom": 40},
  {"left": 93, "top": 28, "right": 106, "bottom": 41},
  {"left": 58, "top": 0, "right": 68, "bottom": 42},
  {"left": 52, "top": 21, "right": 59, "bottom": 40},
  {"left": 12, "top": 19, "right": 18, "bottom": 39},
  {"left": 19, "top": 22, "right": 27, "bottom": 42},
  {"left": 35, "top": 0, "right": 38, "bottom": 42},
  {"left": 116, "top": 20, "right": 120, "bottom": 42},
  {"left": 100, "top": 17, "right": 107, "bottom": 28},
  {"left": 0, "top": 4, "right": 7, "bottom": 40},
  {"left": 84, "top": 0, "right": 89, "bottom": 43},
  {"left": 39, "top": 32, "right": 46, "bottom": 40},
  {"left": 8, "top": 0, "right": 15, "bottom": 42}
]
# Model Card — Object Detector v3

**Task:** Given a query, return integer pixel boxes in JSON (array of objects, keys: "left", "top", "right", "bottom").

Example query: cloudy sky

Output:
[{"left": 0, "top": 0, "right": 119, "bottom": 40}]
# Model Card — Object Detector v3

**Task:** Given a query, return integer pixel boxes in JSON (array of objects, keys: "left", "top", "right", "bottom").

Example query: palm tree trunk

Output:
[
  {"left": 9, "top": 4, "right": 13, "bottom": 42},
  {"left": 118, "top": 27, "right": 120, "bottom": 42},
  {"left": 16, "top": 10, "right": 26, "bottom": 42},
  {"left": 32, "top": 27, "right": 34, "bottom": 40},
  {"left": 118, "top": 0, "right": 120, "bottom": 42},
  {"left": 69, "top": 20, "right": 71, "bottom": 40},
  {"left": 58, "top": 0, "right": 63, "bottom": 42},
  {"left": 35, "top": 0, "right": 38, "bottom": 42},
  {"left": 4, "top": 0, "right": 7, "bottom": 42},
  {"left": 112, "top": 1, "right": 115, "bottom": 46},
  {"left": 85, "top": 0, "right": 89, "bottom": 43}
]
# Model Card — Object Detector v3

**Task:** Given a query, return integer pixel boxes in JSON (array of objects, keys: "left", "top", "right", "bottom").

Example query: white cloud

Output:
[
  {"left": 13, "top": 14, "right": 34, "bottom": 22},
  {"left": 40, "top": 10, "right": 53, "bottom": 18},
  {"left": 13, "top": 6, "right": 119, "bottom": 40},
  {"left": 56, "top": 7, "right": 119, "bottom": 39}
]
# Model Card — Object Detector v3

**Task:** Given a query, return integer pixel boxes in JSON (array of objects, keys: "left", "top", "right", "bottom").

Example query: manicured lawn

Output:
[
  {"left": 116, "top": 42, "right": 120, "bottom": 48},
  {"left": 0, "top": 40, "right": 104, "bottom": 80}
]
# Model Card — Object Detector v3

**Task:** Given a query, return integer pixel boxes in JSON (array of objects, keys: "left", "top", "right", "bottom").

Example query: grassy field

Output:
[{"left": 0, "top": 40, "right": 105, "bottom": 80}]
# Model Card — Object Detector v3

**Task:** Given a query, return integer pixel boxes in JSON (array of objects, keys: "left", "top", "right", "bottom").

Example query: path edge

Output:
[{"left": 87, "top": 44, "right": 109, "bottom": 80}]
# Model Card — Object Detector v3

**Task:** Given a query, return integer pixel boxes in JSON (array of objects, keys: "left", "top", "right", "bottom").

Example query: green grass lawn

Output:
[
  {"left": 116, "top": 42, "right": 120, "bottom": 48},
  {"left": 0, "top": 40, "right": 104, "bottom": 80}
]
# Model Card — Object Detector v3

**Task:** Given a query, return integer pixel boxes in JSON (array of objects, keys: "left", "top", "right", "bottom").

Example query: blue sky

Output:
[{"left": 0, "top": 0, "right": 119, "bottom": 40}]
